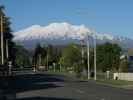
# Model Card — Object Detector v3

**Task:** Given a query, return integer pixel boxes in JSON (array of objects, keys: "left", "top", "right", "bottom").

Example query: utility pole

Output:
[
  {"left": 60, "top": 63, "right": 61, "bottom": 72},
  {"left": 47, "top": 54, "right": 48, "bottom": 71},
  {"left": 87, "top": 34, "right": 90, "bottom": 80},
  {"left": 39, "top": 54, "right": 41, "bottom": 67},
  {"left": 53, "top": 62, "right": 56, "bottom": 72},
  {"left": 6, "top": 39, "right": 9, "bottom": 59},
  {"left": 94, "top": 34, "right": 97, "bottom": 80},
  {"left": 81, "top": 40, "right": 84, "bottom": 65},
  {"left": 1, "top": 15, "right": 4, "bottom": 65}
]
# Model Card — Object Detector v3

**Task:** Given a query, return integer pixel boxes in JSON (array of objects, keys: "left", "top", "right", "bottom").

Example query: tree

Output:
[
  {"left": 32, "top": 43, "right": 43, "bottom": 68},
  {"left": 96, "top": 43, "right": 121, "bottom": 72},
  {"left": 111, "top": 44, "right": 122, "bottom": 71},
  {"left": 46, "top": 44, "right": 54, "bottom": 66},
  {"left": 0, "top": 5, "right": 14, "bottom": 64},
  {"left": 40, "top": 46, "right": 47, "bottom": 66},
  {"left": 119, "top": 56, "right": 128, "bottom": 72},
  {"left": 15, "top": 45, "right": 31, "bottom": 68},
  {"left": 60, "top": 43, "right": 82, "bottom": 75},
  {"left": 84, "top": 48, "right": 94, "bottom": 69},
  {"left": 46, "top": 44, "right": 61, "bottom": 68}
]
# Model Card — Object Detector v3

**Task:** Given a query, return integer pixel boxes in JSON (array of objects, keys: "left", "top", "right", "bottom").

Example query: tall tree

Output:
[
  {"left": 15, "top": 45, "right": 31, "bottom": 68},
  {"left": 0, "top": 5, "right": 14, "bottom": 65},
  {"left": 46, "top": 44, "right": 54, "bottom": 66},
  {"left": 32, "top": 43, "right": 43, "bottom": 67},
  {"left": 119, "top": 56, "right": 128, "bottom": 72},
  {"left": 46, "top": 44, "right": 60, "bottom": 66},
  {"left": 59, "top": 43, "right": 82, "bottom": 72},
  {"left": 96, "top": 43, "right": 121, "bottom": 72}
]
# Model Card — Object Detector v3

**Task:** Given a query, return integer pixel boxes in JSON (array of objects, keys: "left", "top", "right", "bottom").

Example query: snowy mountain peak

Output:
[
  {"left": 13, "top": 22, "right": 114, "bottom": 41},
  {"left": 13, "top": 22, "right": 133, "bottom": 49},
  {"left": 96, "top": 33, "right": 114, "bottom": 40}
]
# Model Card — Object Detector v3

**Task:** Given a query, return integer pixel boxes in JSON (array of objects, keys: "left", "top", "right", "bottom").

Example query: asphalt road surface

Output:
[{"left": 2, "top": 71, "right": 133, "bottom": 100}]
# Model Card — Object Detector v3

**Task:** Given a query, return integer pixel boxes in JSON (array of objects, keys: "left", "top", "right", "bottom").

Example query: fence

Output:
[
  {"left": 96, "top": 72, "right": 114, "bottom": 80},
  {"left": 114, "top": 73, "right": 133, "bottom": 81}
]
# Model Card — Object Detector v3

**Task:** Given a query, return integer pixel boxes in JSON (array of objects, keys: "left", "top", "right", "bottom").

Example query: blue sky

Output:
[{"left": 1, "top": 0, "right": 133, "bottom": 38}]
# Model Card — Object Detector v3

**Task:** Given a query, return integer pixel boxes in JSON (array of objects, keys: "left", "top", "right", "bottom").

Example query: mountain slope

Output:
[{"left": 13, "top": 22, "right": 133, "bottom": 49}]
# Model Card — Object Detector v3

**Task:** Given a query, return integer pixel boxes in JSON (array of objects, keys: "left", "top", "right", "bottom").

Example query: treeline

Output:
[
  {"left": 27, "top": 42, "right": 127, "bottom": 74},
  {"left": 32, "top": 44, "right": 61, "bottom": 70},
  {"left": 13, "top": 42, "right": 128, "bottom": 74},
  {"left": 14, "top": 41, "right": 129, "bottom": 77}
]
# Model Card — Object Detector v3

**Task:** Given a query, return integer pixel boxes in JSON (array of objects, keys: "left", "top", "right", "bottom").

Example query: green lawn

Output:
[
  {"left": 96, "top": 79, "right": 133, "bottom": 86},
  {"left": 47, "top": 70, "right": 133, "bottom": 89}
]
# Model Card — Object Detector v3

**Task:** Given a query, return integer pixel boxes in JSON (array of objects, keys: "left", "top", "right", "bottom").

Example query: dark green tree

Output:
[
  {"left": 96, "top": 43, "right": 121, "bottom": 72},
  {"left": 32, "top": 43, "right": 43, "bottom": 67},
  {"left": 119, "top": 56, "right": 128, "bottom": 72},
  {"left": 59, "top": 43, "right": 82, "bottom": 75},
  {"left": 0, "top": 5, "right": 15, "bottom": 64},
  {"left": 46, "top": 44, "right": 54, "bottom": 66},
  {"left": 46, "top": 44, "right": 61, "bottom": 67},
  {"left": 15, "top": 45, "right": 31, "bottom": 68}
]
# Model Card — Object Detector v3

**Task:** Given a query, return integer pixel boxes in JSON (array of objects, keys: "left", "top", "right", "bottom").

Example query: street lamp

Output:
[
  {"left": 38, "top": 54, "right": 41, "bottom": 67},
  {"left": 1, "top": 14, "right": 4, "bottom": 65},
  {"left": 93, "top": 33, "right": 97, "bottom": 80},
  {"left": 46, "top": 46, "right": 49, "bottom": 71},
  {"left": 80, "top": 39, "right": 84, "bottom": 65},
  {"left": 87, "top": 33, "right": 90, "bottom": 80},
  {"left": 86, "top": 31, "right": 97, "bottom": 80},
  {"left": 6, "top": 39, "right": 9, "bottom": 59}
]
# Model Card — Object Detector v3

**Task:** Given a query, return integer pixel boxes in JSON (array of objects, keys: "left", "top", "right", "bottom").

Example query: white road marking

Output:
[
  {"left": 74, "top": 88, "right": 104, "bottom": 100},
  {"left": 76, "top": 89, "right": 84, "bottom": 94}
]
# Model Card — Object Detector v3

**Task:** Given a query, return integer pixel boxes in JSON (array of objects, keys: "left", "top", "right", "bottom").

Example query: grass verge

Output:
[
  {"left": 46, "top": 71, "right": 133, "bottom": 89},
  {"left": 96, "top": 79, "right": 133, "bottom": 86},
  {"left": 96, "top": 79, "right": 133, "bottom": 89}
]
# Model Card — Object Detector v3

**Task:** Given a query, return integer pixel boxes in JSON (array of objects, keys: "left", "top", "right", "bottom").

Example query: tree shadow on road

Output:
[
  {"left": 13, "top": 73, "right": 65, "bottom": 93},
  {"left": 0, "top": 73, "right": 65, "bottom": 99},
  {"left": 15, "top": 73, "right": 65, "bottom": 83}
]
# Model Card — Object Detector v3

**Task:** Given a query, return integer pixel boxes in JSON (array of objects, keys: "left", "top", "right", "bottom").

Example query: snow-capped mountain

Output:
[
  {"left": 13, "top": 22, "right": 133, "bottom": 49},
  {"left": 14, "top": 22, "right": 114, "bottom": 41}
]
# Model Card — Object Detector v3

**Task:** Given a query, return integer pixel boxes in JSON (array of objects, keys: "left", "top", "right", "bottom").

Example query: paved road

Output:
[{"left": 3, "top": 71, "right": 133, "bottom": 100}]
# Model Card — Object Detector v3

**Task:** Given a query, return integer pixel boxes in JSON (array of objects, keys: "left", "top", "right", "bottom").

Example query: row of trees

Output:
[
  {"left": 32, "top": 44, "right": 61, "bottom": 70},
  {"left": 31, "top": 42, "right": 127, "bottom": 75},
  {"left": 59, "top": 42, "right": 126, "bottom": 73}
]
